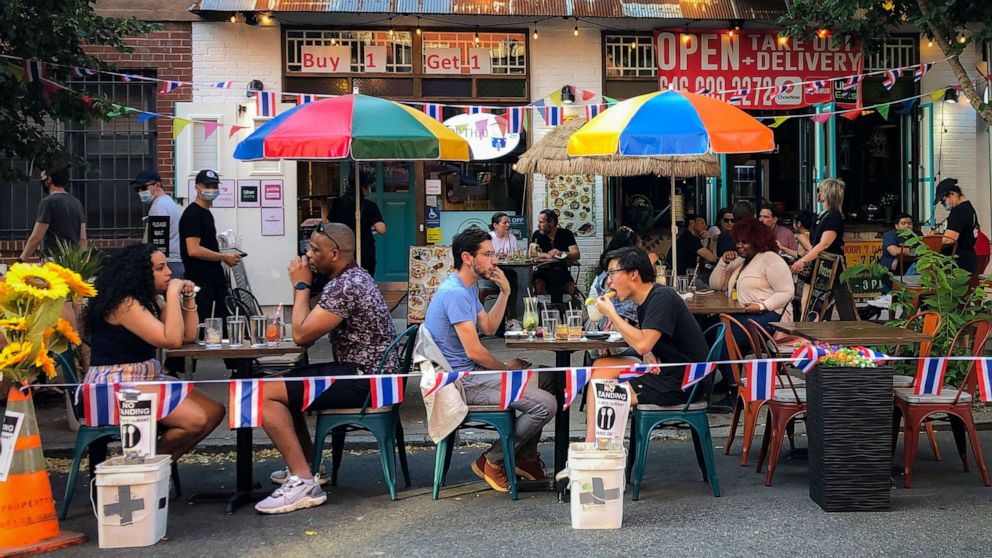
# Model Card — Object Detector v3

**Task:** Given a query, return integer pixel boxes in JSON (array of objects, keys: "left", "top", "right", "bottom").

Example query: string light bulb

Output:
[
  {"left": 388, "top": 18, "right": 394, "bottom": 37},
  {"left": 957, "top": 33, "right": 967, "bottom": 44},
  {"left": 416, "top": 17, "right": 422, "bottom": 36},
  {"left": 259, "top": 13, "right": 272, "bottom": 25},
  {"left": 474, "top": 30, "right": 480, "bottom": 45},
  {"left": 533, "top": 28, "right": 539, "bottom": 40},
  {"left": 229, "top": 14, "right": 237, "bottom": 23},
  {"left": 681, "top": 33, "right": 691, "bottom": 45},
  {"left": 727, "top": 29, "right": 736, "bottom": 39},
  {"left": 777, "top": 35, "right": 789, "bottom": 46},
  {"left": 816, "top": 28, "right": 830, "bottom": 40},
  {"left": 927, "top": 39, "right": 933, "bottom": 47},
  {"left": 574, "top": 24, "right": 579, "bottom": 37}
]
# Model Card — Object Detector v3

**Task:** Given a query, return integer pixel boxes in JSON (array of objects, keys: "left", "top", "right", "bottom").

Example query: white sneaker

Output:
[
  {"left": 866, "top": 294, "right": 893, "bottom": 309},
  {"left": 271, "top": 466, "right": 327, "bottom": 485},
  {"left": 255, "top": 475, "right": 327, "bottom": 515}
]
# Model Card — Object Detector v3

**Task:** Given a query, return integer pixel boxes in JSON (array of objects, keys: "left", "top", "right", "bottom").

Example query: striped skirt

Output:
[{"left": 83, "top": 359, "right": 167, "bottom": 384}]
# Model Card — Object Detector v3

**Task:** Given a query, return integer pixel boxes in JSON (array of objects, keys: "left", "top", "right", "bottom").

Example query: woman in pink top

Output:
[{"left": 489, "top": 212, "right": 519, "bottom": 319}]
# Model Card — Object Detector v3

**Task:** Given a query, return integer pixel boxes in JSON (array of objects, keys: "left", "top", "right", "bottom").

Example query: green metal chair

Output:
[
  {"left": 626, "top": 323, "right": 726, "bottom": 500},
  {"left": 55, "top": 351, "right": 181, "bottom": 520},
  {"left": 310, "top": 325, "right": 418, "bottom": 501},
  {"left": 433, "top": 406, "right": 518, "bottom": 501}
]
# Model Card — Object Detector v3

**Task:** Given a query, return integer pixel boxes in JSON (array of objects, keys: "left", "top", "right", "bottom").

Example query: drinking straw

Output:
[
  {"left": 210, "top": 301, "right": 216, "bottom": 321},
  {"left": 273, "top": 303, "right": 283, "bottom": 324},
  {"left": 527, "top": 287, "right": 533, "bottom": 299}
]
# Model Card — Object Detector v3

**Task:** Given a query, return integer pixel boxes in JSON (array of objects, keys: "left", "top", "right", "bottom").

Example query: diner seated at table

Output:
[
  {"left": 759, "top": 204, "right": 798, "bottom": 256},
  {"left": 81, "top": 244, "right": 225, "bottom": 461},
  {"left": 488, "top": 212, "right": 518, "bottom": 319},
  {"left": 254, "top": 222, "right": 399, "bottom": 515},
  {"left": 424, "top": 228, "right": 555, "bottom": 493},
  {"left": 713, "top": 207, "right": 738, "bottom": 259},
  {"left": 867, "top": 214, "right": 920, "bottom": 310},
  {"left": 530, "top": 209, "right": 580, "bottom": 303},
  {"left": 778, "top": 210, "right": 813, "bottom": 260},
  {"left": 665, "top": 213, "right": 717, "bottom": 278},
  {"left": 585, "top": 247, "right": 709, "bottom": 442}
]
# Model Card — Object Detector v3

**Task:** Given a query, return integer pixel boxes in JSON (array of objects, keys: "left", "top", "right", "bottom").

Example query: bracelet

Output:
[
  {"left": 181, "top": 292, "right": 196, "bottom": 300},
  {"left": 182, "top": 304, "right": 198, "bottom": 312}
]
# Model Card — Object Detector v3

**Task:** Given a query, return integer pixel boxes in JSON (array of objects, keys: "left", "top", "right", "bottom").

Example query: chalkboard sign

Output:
[
  {"left": 803, "top": 252, "right": 842, "bottom": 320},
  {"left": 147, "top": 216, "right": 171, "bottom": 257},
  {"left": 848, "top": 273, "right": 886, "bottom": 300}
]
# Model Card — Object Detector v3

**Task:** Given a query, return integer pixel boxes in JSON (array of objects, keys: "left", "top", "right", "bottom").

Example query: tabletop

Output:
[
  {"left": 769, "top": 321, "right": 932, "bottom": 345},
  {"left": 167, "top": 341, "right": 303, "bottom": 359},
  {"left": 505, "top": 335, "right": 628, "bottom": 352},
  {"left": 683, "top": 290, "right": 745, "bottom": 315}
]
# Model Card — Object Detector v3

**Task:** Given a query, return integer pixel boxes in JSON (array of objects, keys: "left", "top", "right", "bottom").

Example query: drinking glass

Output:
[
  {"left": 199, "top": 317, "right": 223, "bottom": 349},
  {"left": 566, "top": 311, "right": 583, "bottom": 340},
  {"left": 541, "top": 310, "right": 559, "bottom": 342},
  {"left": 250, "top": 316, "right": 268, "bottom": 348},
  {"left": 227, "top": 316, "right": 246, "bottom": 348},
  {"left": 522, "top": 297, "right": 539, "bottom": 335},
  {"left": 265, "top": 315, "right": 282, "bottom": 347},
  {"left": 555, "top": 321, "right": 569, "bottom": 341},
  {"left": 676, "top": 275, "right": 690, "bottom": 293}
]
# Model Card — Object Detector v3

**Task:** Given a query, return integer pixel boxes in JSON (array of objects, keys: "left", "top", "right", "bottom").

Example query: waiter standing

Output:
[{"left": 935, "top": 177, "right": 978, "bottom": 274}]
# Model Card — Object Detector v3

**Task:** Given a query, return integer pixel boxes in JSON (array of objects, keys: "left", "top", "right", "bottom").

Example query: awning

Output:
[{"left": 189, "top": 0, "right": 788, "bottom": 20}]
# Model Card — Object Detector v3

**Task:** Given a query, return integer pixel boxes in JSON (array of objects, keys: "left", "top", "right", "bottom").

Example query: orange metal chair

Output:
[
  {"left": 889, "top": 311, "right": 944, "bottom": 460},
  {"left": 720, "top": 313, "right": 765, "bottom": 467},
  {"left": 892, "top": 318, "right": 992, "bottom": 488}
]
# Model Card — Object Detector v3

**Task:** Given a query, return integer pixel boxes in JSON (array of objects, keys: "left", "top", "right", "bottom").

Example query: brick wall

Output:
[
  {"left": 85, "top": 22, "right": 193, "bottom": 196},
  {"left": 0, "top": 238, "right": 140, "bottom": 267},
  {"left": 191, "top": 23, "right": 282, "bottom": 103}
]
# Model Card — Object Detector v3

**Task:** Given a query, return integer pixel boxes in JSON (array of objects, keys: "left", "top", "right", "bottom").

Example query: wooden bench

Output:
[{"left": 378, "top": 282, "right": 408, "bottom": 312}]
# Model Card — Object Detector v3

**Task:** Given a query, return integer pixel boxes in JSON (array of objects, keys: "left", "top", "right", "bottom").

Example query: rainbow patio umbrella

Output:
[
  {"left": 567, "top": 89, "right": 775, "bottom": 278},
  {"left": 234, "top": 94, "right": 470, "bottom": 261}
]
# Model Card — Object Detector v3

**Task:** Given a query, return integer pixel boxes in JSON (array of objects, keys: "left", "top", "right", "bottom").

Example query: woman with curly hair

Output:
[{"left": 82, "top": 244, "right": 224, "bottom": 460}]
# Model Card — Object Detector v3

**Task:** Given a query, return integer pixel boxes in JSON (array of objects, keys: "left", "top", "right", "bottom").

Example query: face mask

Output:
[
  {"left": 138, "top": 190, "right": 154, "bottom": 204},
  {"left": 200, "top": 188, "right": 220, "bottom": 201}
]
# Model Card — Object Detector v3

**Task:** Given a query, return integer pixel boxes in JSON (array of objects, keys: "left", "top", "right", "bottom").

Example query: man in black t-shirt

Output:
[
  {"left": 665, "top": 214, "right": 717, "bottom": 277},
  {"left": 179, "top": 169, "right": 241, "bottom": 325},
  {"left": 583, "top": 247, "right": 709, "bottom": 441},
  {"left": 530, "top": 209, "right": 580, "bottom": 302},
  {"left": 328, "top": 184, "right": 386, "bottom": 277},
  {"left": 18, "top": 167, "right": 87, "bottom": 261},
  {"left": 935, "top": 177, "right": 978, "bottom": 274}
]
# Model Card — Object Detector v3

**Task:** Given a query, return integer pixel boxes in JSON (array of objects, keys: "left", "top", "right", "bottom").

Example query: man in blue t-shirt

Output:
[{"left": 424, "top": 228, "right": 555, "bottom": 493}]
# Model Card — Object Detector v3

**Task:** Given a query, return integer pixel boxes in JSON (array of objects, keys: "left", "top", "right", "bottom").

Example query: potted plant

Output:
[
  {"left": 879, "top": 193, "right": 898, "bottom": 222},
  {"left": 806, "top": 346, "right": 893, "bottom": 512}
]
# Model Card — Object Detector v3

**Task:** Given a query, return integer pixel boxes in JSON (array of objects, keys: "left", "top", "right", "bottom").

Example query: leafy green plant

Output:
[
  {"left": 842, "top": 230, "right": 992, "bottom": 384},
  {"left": 46, "top": 238, "right": 102, "bottom": 280}
]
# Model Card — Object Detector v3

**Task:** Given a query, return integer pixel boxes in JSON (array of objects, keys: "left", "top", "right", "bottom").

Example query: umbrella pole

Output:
[
  {"left": 354, "top": 160, "right": 362, "bottom": 267},
  {"left": 670, "top": 172, "right": 678, "bottom": 282}
]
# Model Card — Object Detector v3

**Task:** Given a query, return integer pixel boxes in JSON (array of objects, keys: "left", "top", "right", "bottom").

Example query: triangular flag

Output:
[
  {"left": 811, "top": 113, "right": 832, "bottom": 124},
  {"left": 840, "top": 109, "right": 861, "bottom": 121},
  {"left": 532, "top": 98, "right": 546, "bottom": 109},
  {"left": 603, "top": 95, "right": 618, "bottom": 105},
  {"left": 894, "top": 98, "right": 917, "bottom": 114},
  {"left": 136, "top": 112, "right": 157, "bottom": 123},
  {"left": 172, "top": 117, "right": 193, "bottom": 140},
  {"left": 228, "top": 125, "right": 246, "bottom": 138},
  {"left": 768, "top": 116, "right": 788, "bottom": 129},
  {"left": 929, "top": 90, "right": 946, "bottom": 101},
  {"left": 581, "top": 89, "right": 596, "bottom": 101},
  {"left": 877, "top": 104, "right": 890, "bottom": 120},
  {"left": 495, "top": 113, "right": 509, "bottom": 136},
  {"left": 202, "top": 122, "right": 222, "bottom": 140}
]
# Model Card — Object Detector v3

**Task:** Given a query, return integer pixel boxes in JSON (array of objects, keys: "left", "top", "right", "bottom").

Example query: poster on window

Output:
[
  {"left": 546, "top": 175, "right": 595, "bottom": 237},
  {"left": 653, "top": 29, "right": 863, "bottom": 109},
  {"left": 407, "top": 246, "right": 455, "bottom": 324}
]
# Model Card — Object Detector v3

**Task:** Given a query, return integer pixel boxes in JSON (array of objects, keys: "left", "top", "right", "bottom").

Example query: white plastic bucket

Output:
[
  {"left": 93, "top": 455, "right": 171, "bottom": 549},
  {"left": 567, "top": 442, "right": 627, "bottom": 530}
]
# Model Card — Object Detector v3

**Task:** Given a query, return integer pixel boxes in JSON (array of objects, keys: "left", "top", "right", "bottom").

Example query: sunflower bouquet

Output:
[{"left": 0, "top": 262, "right": 95, "bottom": 383}]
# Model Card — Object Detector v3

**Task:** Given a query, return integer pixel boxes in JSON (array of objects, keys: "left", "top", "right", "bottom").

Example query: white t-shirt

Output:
[{"left": 490, "top": 231, "right": 518, "bottom": 255}]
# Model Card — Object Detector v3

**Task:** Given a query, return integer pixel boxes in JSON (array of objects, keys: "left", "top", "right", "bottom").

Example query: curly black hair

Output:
[{"left": 82, "top": 244, "right": 160, "bottom": 340}]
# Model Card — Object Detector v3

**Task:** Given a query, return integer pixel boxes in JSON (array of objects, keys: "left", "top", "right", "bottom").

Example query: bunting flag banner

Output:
[
  {"left": 585, "top": 103, "right": 605, "bottom": 120},
  {"left": 160, "top": 80, "right": 182, "bottom": 94},
  {"left": 495, "top": 113, "right": 509, "bottom": 136},
  {"left": 465, "top": 106, "right": 484, "bottom": 115},
  {"left": 543, "top": 106, "right": 562, "bottom": 126},
  {"left": 81, "top": 383, "right": 120, "bottom": 427},
  {"left": 840, "top": 75, "right": 863, "bottom": 91},
  {"left": 499, "top": 370, "right": 532, "bottom": 410},
  {"left": 768, "top": 116, "right": 789, "bottom": 129},
  {"left": 548, "top": 88, "right": 564, "bottom": 107},
  {"left": 840, "top": 109, "right": 861, "bottom": 121},
  {"left": 202, "top": 121, "right": 222, "bottom": 140},
  {"left": 914, "top": 358, "right": 948, "bottom": 396},
  {"left": 214, "top": 80, "right": 235, "bottom": 89},
  {"left": 563, "top": 367, "right": 592, "bottom": 410},
  {"left": 929, "top": 89, "right": 947, "bottom": 101},
  {"left": 423, "top": 371, "right": 468, "bottom": 398},
  {"left": 120, "top": 73, "right": 134, "bottom": 82},
  {"left": 728, "top": 90, "right": 749, "bottom": 104},
  {"left": 894, "top": 98, "right": 918, "bottom": 114},
  {"left": 791, "top": 344, "right": 828, "bottom": 374},
  {"left": 977, "top": 359, "right": 992, "bottom": 403},
  {"left": 136, "top": 112, "right": 157, "bottom": 124},
  {"left": 617, "top": 363, "right": 652, "bottom": 383},
  {"left": 914, "top": 63, "right": 933, "bottom": 82},
  {"left": 157, "top": 382, "right": 192, "bottom": 420},
  {"left": 370, "top": 376, "right": 404, "bottom": 408},
  {"left": 882, "top": 69, "right": 902, "bottom": 90},
  {"left": 256, "top": 91, "right": 278, "bottom": 117},
  {"left": 532, "top": 98, "right": 546, "bottom": 109},
  {"left": 506, "top": 106, "right": 525, "bottom": 134},
  {"left": 229, "top": 380, "right": 264, "bottom": 428},
  {"left": 228, "top": 125, "right": 247, "bottom": 138},
  {"left": 423, "top": 103, "right": 444, "bottom": 122},
  {"left": 811, "top": 113, "right": 833, "bottom": 124},
  {"left": 806, "top": 80, "right": 827, "bottom": 95},
  {"left": 22, "top": 60, "right": 43, "bottom": 82},
  {"left": 877, "top": 103, "right": 891, "bottom": 121},
  {"left": 695, "top": 87, "right": 711, "bottom": 95},
  {"left": 172, "top": 117, "right": 193, "bottom": 140},
  {"left": 854, "top": 347, "right": 889, "bottom": 362},
  {"left": 681, "top": 362, "right": 717, "bottom": 391},
  {"left": 301, "top": 377, "right": 335, "bottom": 411},
  {"left": 71, "top": 66, "right": 96, "bottom": 79},
  {"left": 581, "top": 89, "right": 596, "bottom": 101},
  {"left": 745, "top": 360, "right": 776, "bottom": 402},
  {"left": 296, "top": 94, "right": 317, "bottom": 105}
]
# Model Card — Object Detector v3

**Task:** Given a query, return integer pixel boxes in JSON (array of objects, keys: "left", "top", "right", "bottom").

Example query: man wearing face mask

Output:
[
  {"left": 133, "top": 170, "right": 184, "bottom": 278},
  {"left": 935, "top": 177, "right": 978, "bottom": 274},
  {"left": 18, "top": 167, "right": 87, "bottom": 262},
  {"left": 179, "top": 169, "right": 240, "bottom": 326}
]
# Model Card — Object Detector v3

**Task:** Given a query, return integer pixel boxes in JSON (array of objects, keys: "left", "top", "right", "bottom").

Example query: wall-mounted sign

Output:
[
  {"left": 300, "top": 45, "right": 352, "bottom": 73},
  {"left": 148, "top": 216, "right": 171, "bottom": 256},
  {"left": 443, "top": 113, "right": 520, "bottom": 160},
  {"left": 261, "top": 180, "right": 283, "bottom": 207},
  {"left": 238, "top": 180, "right": 260, "bottom": 208},
  {"left": 424, "top": 47, "right": 493, "bottom": 75}
]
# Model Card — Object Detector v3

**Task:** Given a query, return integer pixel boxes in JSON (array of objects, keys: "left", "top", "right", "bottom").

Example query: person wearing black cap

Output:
[
  {"left": 935, "top": 177, "right": 978, "bottom": 274},
  {"left": 179, "top": 170, "right": 240, "bottom": 326},
  {"left": 133, "top": 170, "right": 184, "bottom": 278}
]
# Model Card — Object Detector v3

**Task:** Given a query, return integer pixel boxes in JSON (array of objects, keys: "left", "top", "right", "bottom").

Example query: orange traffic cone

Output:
[{"left": 0, "top": 386, "right": 85, "bottom": 556}]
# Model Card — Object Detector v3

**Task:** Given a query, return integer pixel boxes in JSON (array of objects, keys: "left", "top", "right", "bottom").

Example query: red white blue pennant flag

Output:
[
  {"left": 71, "top": 66, "right": 96, "bottom": 78},
  {"left": 423, "top": 103, "right": 444, "bottom": 122},
  {"left": 854, "top": 346, "right": 889, "bottom": 362},
  {"left": 729, "top": 89, "right": 749, "bottom": 104},
  {"left": 423, "top": 371, "right": 468, "bottom": 398},
  {"left": 543, "top": 106, "right": 562, "bottom": 126},
  {"left": 840, "top": 75, "right": 862, "bottom": 91},
  {"left": 466, "top": 106, "right": 484, "bottom": 115},
  {"left": 80, "top": 383, "right": 120, "bottom": 427},
  {"left": 120, "top": 73, "right": 135, "bottom": 82},
  {"left": 682, "top": 362, "right": 717, "bottom": 391},
  {"left": 695, "top": 87, "right": 711, "bottom": 95},
  {"left": 301, "top": 377, "right": 335, "bottom": 411},
  {"left": 617, "top": 363, "right": 652, "bottom": 383},
  {"left": 22, "top": 60, "right": 43, "bottom": 82},
  {"left": 506, "top": 107, "right": 524, "bottom": 133},
  {"left": 214, "top": 80, "right": 235, "bottom": 89},
  {"left": 500, "top": 370, "right": 532, "bottom": 410},
  {"left": 158, "top": 382, "right": 192, "bottom": 420},
  {"left": 370, "top": 376, "right": 404, "bottom": 408},
  {"left": 585, "top": 104, "right": 605, "bottom": 120},
  {"left": 882, "top": 69, "right": 902, "bottom": 90},
  {"left": 791, "top": 344, "right": 828, "bottom": 374},
  {"left": 745, "top": 360, "right": 776, "bottom": 401},
  {"left": 160, "top": 81, "right": 182, "bottom": 94},
  {"left": 914, "top": 357, "right": 948, "bottom": 396},
  {"left": 563, "top": 367, "right": 592, "bottom": 410},
  {"left": 229, "top": 379, "right": 264, "bottom": 429},
  {"left": 976, "top": 358, "right": 992, "bottom": 403},
  {"left": 297, "top": 94, "right": 317, "bottom": 105},
  {"left": 913, "top": 63, "right": 933, "bottom": 82},
  {"left": 256, "top": 91, "right": 278, "bottom": 117},
  {"left": 805, "top": 80, "right": 827, "bottom": 95}
]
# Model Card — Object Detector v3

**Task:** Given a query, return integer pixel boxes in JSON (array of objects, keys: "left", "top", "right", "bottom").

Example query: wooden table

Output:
[
  {"left": 167, "top": 341, "right": 303, "bottom": 513},
  {"left": 684, "top": 290, "right": 745, "bottom": 315},
  {"left": 769, "top": 321, "right": 932, "bottom": 345},
  {"left": 505, "top": 335, "right": 628, "bottom": 499}
]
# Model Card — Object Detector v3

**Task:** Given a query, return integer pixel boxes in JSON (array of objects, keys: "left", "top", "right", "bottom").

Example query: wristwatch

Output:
[{"left": 294, "top": 281, "right": 311, "bottom": 291}]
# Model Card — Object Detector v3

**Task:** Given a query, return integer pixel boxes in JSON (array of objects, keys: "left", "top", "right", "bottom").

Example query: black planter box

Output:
[{"left": 807, "top": 365, "right": 893, "bottom": 512}]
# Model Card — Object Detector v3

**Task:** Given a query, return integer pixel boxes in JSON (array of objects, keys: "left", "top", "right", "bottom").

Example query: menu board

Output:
[
  {"left": 803, "top": 252, "right": 841, "bottom": 320},
  {"left": 546, "top": 174, "right": 595, "bottom": 236},
  {"left": 407, "top": 246, "right": 455, "bottom": 324}
]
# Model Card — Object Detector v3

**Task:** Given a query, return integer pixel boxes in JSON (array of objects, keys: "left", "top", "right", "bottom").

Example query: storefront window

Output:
[
  {"left": 426, "top": 160, "right": 523, "bottom": 212},
  {"left": 285, "top": 30, "right": 413, "bottom": 73},
  {"left": 421, "top": 32, "right": 526, "bottom": 75},
  {"left": 381, "top": 161, "right": 411, "bottom": 193}
]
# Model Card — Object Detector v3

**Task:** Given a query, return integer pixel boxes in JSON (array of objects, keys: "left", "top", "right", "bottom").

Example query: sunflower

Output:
[
  {"left": 55, "top": 318, "right": 82, "bottom": 346},
  {"left": 0, "top": 317, "right": 28, "bottom": 332},
  {"left": 0, "top": 341, "right": 34, "bottom": 369},
  {"left": 34, "top": 342, "right": 57, "bottom": 379},
  {"left": 43, "top": 262, "right": 96, "bottom": 298},
  {"left": 4, "top": 263, "right": 70, "bottom": 301}
]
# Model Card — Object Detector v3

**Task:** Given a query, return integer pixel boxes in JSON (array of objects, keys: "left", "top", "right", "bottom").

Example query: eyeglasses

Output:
[
  {"left": 314, "top": 222, "right": 341, "bottom": 251},
  {"left": 722, "top": 218, "right": 735, "bottom": 223},
  {"left": 605, "top": 267, "right": 630, "bottom": 278}
]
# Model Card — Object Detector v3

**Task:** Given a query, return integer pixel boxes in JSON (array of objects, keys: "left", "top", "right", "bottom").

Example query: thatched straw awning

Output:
[{"left": 514, "top": 118, "right": 720, "bottom": 178}]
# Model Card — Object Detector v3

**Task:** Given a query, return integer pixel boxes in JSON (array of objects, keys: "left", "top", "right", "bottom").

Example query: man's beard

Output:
[{"left": 471, "top": 261, "right": 492, "bottom": 280}]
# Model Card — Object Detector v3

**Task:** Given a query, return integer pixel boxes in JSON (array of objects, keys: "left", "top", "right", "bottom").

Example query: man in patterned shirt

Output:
[{"left": 255, "top": 222, "right": 399, "bottom": 515}]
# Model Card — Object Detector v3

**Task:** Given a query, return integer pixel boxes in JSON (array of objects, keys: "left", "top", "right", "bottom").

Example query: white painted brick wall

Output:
[
  {"left": 529, "top": 22, "right": 604, "bottom": 292},
  {"left": 192, "top": 23, "right": 282, "bottom": 103}
]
